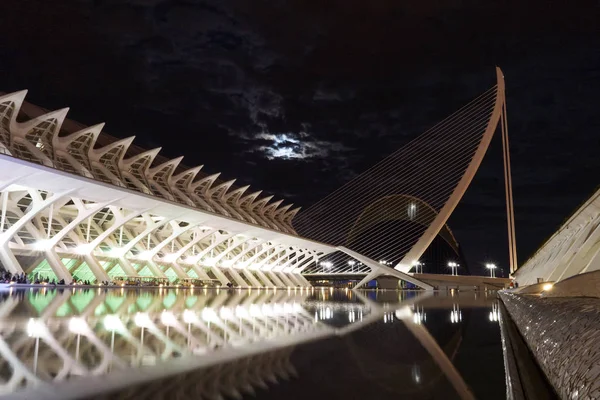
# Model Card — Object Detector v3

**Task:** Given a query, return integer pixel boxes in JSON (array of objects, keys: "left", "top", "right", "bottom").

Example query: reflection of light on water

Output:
[
  {"left": 314, "top": 306, "right": 334, "bottom": 321},
  {"left": 383, "top": 312, "right": 395, "bottom": 323},
  {"left": 411, "top": 364, "right": 422, "bottom": 384},
  {"left": 27, "top": 319, "right": 45, "bottom": 338},
  {"left": 489, "top": 302, "right": 499, "bottom": 322},
  {"left": 312, "top": 303, "right": 366, "bottom": 323},
  {"left": 348, "top": 310, "right": 356, "bottom": 322},
  {"left": 450, "top": 304, "right": 462, "bottom": 324},
  {"left": 412, "top": 305, "right": 426, "bottom": 325}
]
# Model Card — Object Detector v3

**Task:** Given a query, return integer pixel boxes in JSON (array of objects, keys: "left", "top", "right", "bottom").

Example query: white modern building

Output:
[
  {"left": 0, "top": 90, "right": 431, "bottom": 289},
  {"left": 514, "top": 186, "right": 600, "bottom": 285}
]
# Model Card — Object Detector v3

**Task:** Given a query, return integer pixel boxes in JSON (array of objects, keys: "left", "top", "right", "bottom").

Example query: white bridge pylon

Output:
[{"left": 293, "top": 67, "right": 516, "bottom": 279}]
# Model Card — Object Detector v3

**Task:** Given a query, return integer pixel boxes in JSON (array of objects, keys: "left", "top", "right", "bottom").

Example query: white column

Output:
[{"left": 0, "top": 189, "right": 73, "bottom": 274}]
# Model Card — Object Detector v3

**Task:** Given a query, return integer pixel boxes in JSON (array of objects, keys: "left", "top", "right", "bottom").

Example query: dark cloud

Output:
[{"left": 236, "top": 130, "right": 353, "bottom": 162}]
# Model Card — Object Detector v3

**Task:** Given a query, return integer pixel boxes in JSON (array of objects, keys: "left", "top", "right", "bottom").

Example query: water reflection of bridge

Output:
[{"left": 305, "top": 272, "right": 511, "bottom": 291}]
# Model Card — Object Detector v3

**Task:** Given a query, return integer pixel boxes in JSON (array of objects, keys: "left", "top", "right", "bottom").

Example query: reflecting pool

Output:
[{"left": 0, "top": 287, "right": 504, "bottom": 399}]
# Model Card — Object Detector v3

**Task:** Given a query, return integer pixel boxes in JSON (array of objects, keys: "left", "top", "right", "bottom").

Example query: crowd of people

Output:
[
  {"left": 0, "top": 271, "right": 97, "bottom": 286},
  {"left": 0, "top": 272, "right": 29, "bottom": 284},
  {"left": 0, "top": 271, "right": 217, "bottom": 288}
]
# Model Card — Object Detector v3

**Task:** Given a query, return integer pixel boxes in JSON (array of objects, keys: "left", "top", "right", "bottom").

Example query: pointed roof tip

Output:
[
  {"left": 239, "top": 190, "right": 262, "bottom": 202},
  {"left": 274, "top": 203, "right": 293, "bottom": 216},
  {"left": 11, "top": 89, "right": 28, "bottom": 99},
  {"left": 38, "top": 107, "right": 70, "bottom": 120},
  {"left": 90, "top": 122, "right": 106, "bottom": 131},
  {"left": 107, "top": 135, "right": 136, "bottom": 148},
  {"left": 172, "top": 164, "right": 202, "bottom": 180},
  {"left": 0, "top": 89, "right": 28, "bottom": 102},
  {"left": 66, "top": 122, "right": 105, "bottom": 137},
  {"left": 259, "top": 195, "right": 274, "bottom": 202},
  {"left": 200, "top": 172, "right": 221, "bottom": 183},
  {"left": 45, "top": 107, "right": 71, "bottom": 122},
  {"left": 208, "top": 178, "right": 236, "bottom": 195},
  {"left": 151, "top": 154, "right": 183, "bottom": 168},
  {"left": 17, "top": 106, "right": 71, "bottom": 130},
  {"left": 121, "top": 146, "right": 161, "bottom": 164},
  {"left": 185, "top": 165, "right": 202, "bottom": 173},
  {"left": 190, "top": 171, "right": 221, "bottom": 188},
  {"left": 123, "top": 135, "right": 136, "bottom": 144}
]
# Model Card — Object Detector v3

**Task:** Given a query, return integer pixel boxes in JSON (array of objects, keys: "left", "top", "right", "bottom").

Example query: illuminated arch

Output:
[{"left": 346, "top": 194, "right": 460, "bottom": 255}]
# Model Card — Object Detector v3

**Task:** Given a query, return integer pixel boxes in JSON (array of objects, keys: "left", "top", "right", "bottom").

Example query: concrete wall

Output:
[{"left": 499, "top": 291, "right": 600, "bottom": 398}]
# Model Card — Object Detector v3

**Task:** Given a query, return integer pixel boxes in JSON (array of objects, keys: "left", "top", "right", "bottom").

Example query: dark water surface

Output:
[{"left": 0, "top": 287, "right": 504, "bottom": 399}]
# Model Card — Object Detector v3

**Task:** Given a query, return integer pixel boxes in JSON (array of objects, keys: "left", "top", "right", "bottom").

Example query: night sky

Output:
[{"left": 1, "top": 1, "right": 599, "bottom": 276}]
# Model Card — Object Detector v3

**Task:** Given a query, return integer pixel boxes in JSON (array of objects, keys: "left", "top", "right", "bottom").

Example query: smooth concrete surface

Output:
[
  {"left": 541, "top": 270, "right": 600, "bottom": 298},
  {"left": 500, "top": 291, "right": 600, "bottom": 399},
  {"left": 414, "top": 273, "right": 511, "bottom": 291}
]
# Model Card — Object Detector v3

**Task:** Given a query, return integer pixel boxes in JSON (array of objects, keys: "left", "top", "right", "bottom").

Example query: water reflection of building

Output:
[
  {"left": 0, "top": 287, "right": 395, "bottom": 399},
  {"left": 309, "top": 306, "right": 469, "bottom": 399},
  {"left": 489, "top": 302, "right": 499, "bottom": 322},
  {"left": 411, "top": 363, "right": 422, "bottom": 385},
  {"left": 307, "top": 300, "right": 369, "bottom": 327},
  {"left": 412, "top": 304, "right": 426, "bottom": 325},
  {"left": 0, "top": 288, "right": 334, "bottom": 398},
  {"left": 450, "top": 304, "right": 462, "bottom": 324}
]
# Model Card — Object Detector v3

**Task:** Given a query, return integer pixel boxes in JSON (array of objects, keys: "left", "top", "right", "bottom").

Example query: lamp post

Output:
[
  {"left": 320, "top": 261, "right": 332, "bottom": 273},
  {"left": 486, "top": 263, "right": 497, "bottom": 278},
  {"left": 447, "top": 261, "right": 459, "bottom": 276},
  {"left": 348, "top": 260, "right": 356, "bottom": 273},
  {"left": 412, "top": 261, "right": 423, "bottom": 274}
]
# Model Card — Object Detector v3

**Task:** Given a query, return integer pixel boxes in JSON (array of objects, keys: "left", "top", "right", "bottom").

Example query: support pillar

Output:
[
  {"left": 209, "top": 266, "right": 230, "bottom": 286},
  {"left": 241, "top": 269, "right": 263, "bottom": 288},
  {"left": 44, "top": 250, "right": 72, "bottom": 282},
  {"left": 83, "top": 254, "right": 110, "bottom": 283},
  {"left": 255, "top": 270, "right": 275, "bottom": 287}
]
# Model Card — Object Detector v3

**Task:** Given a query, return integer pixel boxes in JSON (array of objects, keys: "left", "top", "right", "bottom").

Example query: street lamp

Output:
[
  {"left": 412, "top": 261, "right": 423, "bottom": 274},
  {"left": 348, "top": 260, "right": 356, "bottom": 273},
  {"left": 486, "top": 263, "right": 497, "bottom": 278},
  {"left": 320, "top": 261, "right": 332, "bottom": 272},
  {"left": 447, "top": 261, "right": 459, "bottom": 276}
]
